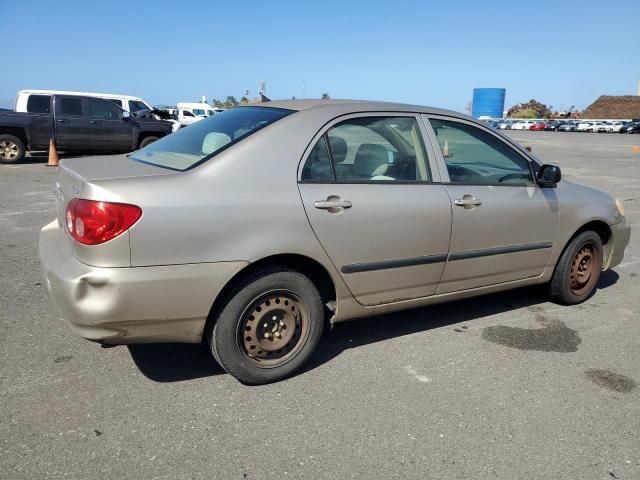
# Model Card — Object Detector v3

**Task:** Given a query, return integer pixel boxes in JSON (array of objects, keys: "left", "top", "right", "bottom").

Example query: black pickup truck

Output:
[{"left": 0, "top": 94, "right": 174, "bottom": 163}]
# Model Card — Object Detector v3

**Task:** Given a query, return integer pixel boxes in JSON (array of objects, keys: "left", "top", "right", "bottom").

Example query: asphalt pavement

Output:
[{"left": 1, "top": 131, "right": 639, "bottom": 479}]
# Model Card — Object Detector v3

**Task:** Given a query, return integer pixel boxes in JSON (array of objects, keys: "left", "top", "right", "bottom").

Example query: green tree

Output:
[
  {"left": 211, "top": 99, "right": 223, "bottom": 108},
  {"left": 240, "top": 96, "right": 250, "bottom": 104},
  {"left": 321, "top": 92, "right": 330, "bottom": 99},
  {"left": 223, "top": 96, "right": 238, "bottom": 109}
]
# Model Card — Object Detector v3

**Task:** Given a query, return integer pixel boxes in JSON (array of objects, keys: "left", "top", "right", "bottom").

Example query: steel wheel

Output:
[
  {"left": 569, "top": 242, "right": 600, "bottom": 296},
  {"left": 0, "top": 140, "right": 19, "bottom": 161},
  {"left": 237, "top": 290, "right": 311, "bottom": 368}
]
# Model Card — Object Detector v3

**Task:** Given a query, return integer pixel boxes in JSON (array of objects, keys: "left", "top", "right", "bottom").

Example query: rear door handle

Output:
[
  {"left": 56, "top": 119, "right": 68, "bottom": 123},
  {"left": 89, "top": 120, "right": 102, "bottom": 125},
  {"left": 314, "top": 197, "right": 352, "bottom": 213},
  {"left": 454, "top": 195, "right": 482, "bottom": 209}
]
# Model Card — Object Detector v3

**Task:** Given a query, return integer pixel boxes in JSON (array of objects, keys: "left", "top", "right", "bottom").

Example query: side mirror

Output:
[
  {"left": 122, "top": 110, "right": 130, "bottom": 120},
  {"left": 537, "top": 164, "right": 561, "bottom": 187}
]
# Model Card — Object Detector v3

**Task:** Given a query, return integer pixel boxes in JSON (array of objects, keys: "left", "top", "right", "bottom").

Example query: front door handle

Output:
[
  {"left": 314, "top": 196, "right": 352, "bottom": 213},
  {"left": 56, "top": 119, "right": 68, "bottom": 124},
  {"left": 454, "top": 195, "right": 482, "bottom": 209},
  {"left": 89, "top": 120, "right": 102, "bottom": 125}
]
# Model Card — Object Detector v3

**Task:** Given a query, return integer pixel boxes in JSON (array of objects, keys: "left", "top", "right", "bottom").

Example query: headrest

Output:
[
  {"left": 353, "top": 143, "right": 389, "bottom": 177},
  {"left": 328, "top": 136, "right": 348, "bottom": 163},
  {"left": 202, "top": 132, "right": 231, "bottom": 155}
]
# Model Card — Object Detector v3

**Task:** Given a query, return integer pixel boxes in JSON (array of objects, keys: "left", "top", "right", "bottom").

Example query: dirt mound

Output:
[{"left": 582, "top": 95, "right": 640, "bottom": 119}]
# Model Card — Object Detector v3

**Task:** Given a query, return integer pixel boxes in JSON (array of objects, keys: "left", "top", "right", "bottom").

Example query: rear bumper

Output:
[
  {"left": 607, "top": 219, "right": 631, "bottom": 269},
  {"left": 39, "top": 220, "right": 247, "bottom": 344}
]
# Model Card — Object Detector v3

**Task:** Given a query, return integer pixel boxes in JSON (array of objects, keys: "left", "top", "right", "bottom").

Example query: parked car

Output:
[
  {"left": 619, "top": 122, "right": 640, "bottom": 134},
  {"left": 131, "top": 107, "right": 181, "bottom": 132},
  {"left": 511, "top": 120, "right": 536, "bottom": 130},
  {"left": 594, "top": 122, "right": 615, "bottom": 133},
  {"left": 0, "top": 94, "right": 173, "bottom": 163},
  {"left": 577, "top": 122, "right": 594, "bottom": 132},
  {"left": 171, "top": 102, "right": 218, "bottom": 127},
  {"left": 497, "top": 120, "right": 513, "bottom": 130},
  {"left": 544, "top": 120, "right": 559, "bottom": 131},
  {"left": 39, "top": 100, "right": 630, "bottom": 384},
  {"left": 609, "top": 121, "right": 626, "bottom": 133},
  {"left": 529, "top": 122, "right": 546, "bottom": 131},
  {"left": 557, "top": 121, "right": 578, "bottom": 132}
]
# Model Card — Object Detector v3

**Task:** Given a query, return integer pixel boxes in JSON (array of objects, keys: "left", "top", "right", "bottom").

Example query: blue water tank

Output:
[{"left": 472, "top": 88, "right": 506, "bottom": 118}]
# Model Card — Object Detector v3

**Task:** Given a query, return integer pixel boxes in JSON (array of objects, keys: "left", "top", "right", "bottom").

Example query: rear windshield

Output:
[{"left": 130, "top": 106, "right": 293, "bottom": 171}]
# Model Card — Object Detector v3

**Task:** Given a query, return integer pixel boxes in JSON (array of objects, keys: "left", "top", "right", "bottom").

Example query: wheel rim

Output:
[
  {"left": 0, "top": 140, "right": 18, "bottom": 160},
  {"left": 237, "top": 290, "right": 311, "bottom": 368},
  {"left": 569, "top": 242, "right": 600, "bottom": 296}
]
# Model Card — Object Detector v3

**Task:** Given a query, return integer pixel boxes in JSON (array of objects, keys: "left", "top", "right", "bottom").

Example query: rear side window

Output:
[
  {"left": 88, "top": 98, "right": 122, "bottom": 120},
  {"left": 108, "top": 99, "right": 123, "bottom": 107},
  {"left": 182, "top": 111, "right": 195, "bottom": 117},
  {"left": 26, "top": 95, "right": 51, "bottom": 114},
  {"left": 301, "top": 136, "right": 334, "bottom": 181},
  {"left": 130, "top": 106, "right": 293, "bottom": 171},
  {"left": 59, "top": 97, "right": 84, "bottom": 116},
  {"left": 302, "top": 117, "right": 431, "bottom": 183}
]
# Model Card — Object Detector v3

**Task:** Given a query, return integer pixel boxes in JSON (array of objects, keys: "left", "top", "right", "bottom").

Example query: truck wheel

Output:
[
  {"left": 208, "top": 268, "right": 324, "bottom": 385},
  {"left": 549, "top": 231, "right": 603, "bottom": 305},
  {"left": 0, "top": 134, "right": 26, "bottom": 164},
  {"left": 139, "top": 136, "right": 159, "bottom": 149}
]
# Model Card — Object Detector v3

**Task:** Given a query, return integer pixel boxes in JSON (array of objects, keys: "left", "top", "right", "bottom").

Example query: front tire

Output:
[
  {"left": 139, "top": 136, "right": 159, "bottom": 149},
  {"left": 549, "top": 231, "right": 603, "bottom": 305},
  {"left": 0, "top": 134, "right": 26, "bottom": 164},
  {"left": 209, "top": 268, "right": 324, "bottom": 384}
]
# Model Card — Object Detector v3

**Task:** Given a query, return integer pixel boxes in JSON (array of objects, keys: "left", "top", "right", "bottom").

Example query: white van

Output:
[
  {"left": 174, "top": 102, "right": 218, "bottom": 127},
  {"left": 15, "top": 90, "right": 180, "bottom": 131}
]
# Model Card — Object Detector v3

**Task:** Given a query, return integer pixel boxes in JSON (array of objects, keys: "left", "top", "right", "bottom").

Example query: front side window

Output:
[
  {"left": 192, "top": 109, "right": 206, "bottom": 117},
  {"left": 130, "top": 106, "right": 292, "bottom": 171},
  {"left": 26, "top": 95, "right": 51, "bottom": 114},
  {"left": 128, "top": 100, "right": 147, "bottom": 112},
  {"left": 58, "top": 97, "right": 84, "bottom": 116},
  {"left": 302, "top": 116, "right": 430, "bottom": 183},
  {"left": 108, "top": 99, "right": 123, "bottom": 107},
  {"left": 88, "top": 98, "right": 123, "bottom": 120},
  {"left": 430, "top": 118, "right": 534, "bottom": 186},
  {"left": 182, "top": 110, "right": 195, "bottom": 117}
]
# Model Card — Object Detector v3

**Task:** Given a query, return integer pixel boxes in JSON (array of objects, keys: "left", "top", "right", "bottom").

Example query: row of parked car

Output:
[{"left": 485, "top": 119, "right": 640, "bottom": 133}]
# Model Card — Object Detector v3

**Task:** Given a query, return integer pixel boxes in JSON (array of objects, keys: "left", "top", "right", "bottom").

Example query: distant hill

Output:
[{"left": 582, "top": 95, "right": 640, "bottom": 119}]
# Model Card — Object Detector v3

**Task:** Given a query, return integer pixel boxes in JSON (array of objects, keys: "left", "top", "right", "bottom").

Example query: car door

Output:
[
  {"left": 87, "top": 98, "right": 135, "bottom": 151},
  {"left": 298, "top": 114, "right": 452, "bottom": 306},
  {"left": 423, "top": 115, "right": 559, "bottom": 294},
  {"left": 53, "top": 96, "right": 91, "bottom": 151}
]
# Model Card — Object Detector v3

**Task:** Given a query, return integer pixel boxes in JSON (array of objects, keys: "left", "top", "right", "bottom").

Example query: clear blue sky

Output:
[{"left": 1, "top": 0, "right": 638, "bottom": 112}]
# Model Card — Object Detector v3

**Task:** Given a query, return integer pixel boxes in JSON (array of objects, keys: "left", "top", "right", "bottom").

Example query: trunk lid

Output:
[{"left": 55, "top": 154, "right": 176, "bottom": 229}]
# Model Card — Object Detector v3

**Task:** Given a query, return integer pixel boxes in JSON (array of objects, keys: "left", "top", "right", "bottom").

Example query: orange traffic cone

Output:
[{"left": 46, "top": 139, "right": 59, "bottom": 167}]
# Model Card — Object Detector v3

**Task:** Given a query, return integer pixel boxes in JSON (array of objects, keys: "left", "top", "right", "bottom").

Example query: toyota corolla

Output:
[{"left": 39, "top": 100, "right": 630, "bottom": 384}]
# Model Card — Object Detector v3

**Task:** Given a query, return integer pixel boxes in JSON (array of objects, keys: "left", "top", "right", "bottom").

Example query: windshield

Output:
[{"left": 129, "top": 106, "right": 293, "bottom": 171}]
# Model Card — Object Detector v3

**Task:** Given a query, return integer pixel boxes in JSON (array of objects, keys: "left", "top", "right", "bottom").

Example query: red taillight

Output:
[{"left": 66, "top": 199, "right": 142, "bottom": 245}]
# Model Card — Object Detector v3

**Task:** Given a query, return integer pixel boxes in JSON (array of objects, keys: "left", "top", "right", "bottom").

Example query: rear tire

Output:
[
  {"left": 549, "top": 231, "right": 603, "bottom": 305},
  {"left": 0, "top": 134, "right": 26, "bottom": 164},
  {"left": 138, "top": 136, "right": 159, "bottom": 149},
  {"left": 208, "top": 268, "right": 324, "bottom": 384}
]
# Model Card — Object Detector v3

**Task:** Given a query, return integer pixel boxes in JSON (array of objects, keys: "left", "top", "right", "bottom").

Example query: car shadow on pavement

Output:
[{"left": 127, "top": 270, "right": 619, "bottom": 383}]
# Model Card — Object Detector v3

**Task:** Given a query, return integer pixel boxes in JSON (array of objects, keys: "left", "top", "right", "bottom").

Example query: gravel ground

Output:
[{"left": 1, "top": 131, "right": 639, "bottom": 479}]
